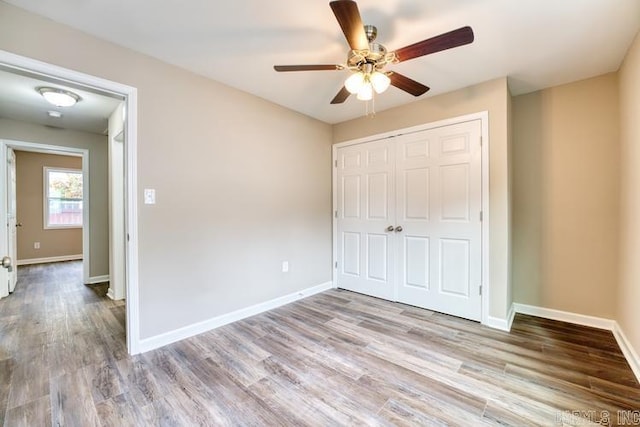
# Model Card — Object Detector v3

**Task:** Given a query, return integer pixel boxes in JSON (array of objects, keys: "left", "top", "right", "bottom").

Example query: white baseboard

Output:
[
  {"left": 513, "top": 303, "right": 615, "bottom": 330},
  {"left": 612, "top": 323, "right": 640, "bottom": 384},
  {"left": 17, "top": 254, "right": 82, "bottom": 266},
  {"left": 105, "top": 286, "right": 125, "bottom": 301},
  {"left": 86, "top": 275, "right": 109, "bottom": 285},
  {"left": 484, "top": 303, "right": 516, "bottom": 332},
  {"left": 138, "top": 281, "right": 334, "bottom": 353},
  {"left": 513, "top": 303, "right": 639, "bottom": 384}
]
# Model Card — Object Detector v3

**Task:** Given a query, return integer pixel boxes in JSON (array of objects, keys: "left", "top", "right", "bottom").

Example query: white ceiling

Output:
[
  {"left": 4, "top": 0, "right": 640, "bottom": 124},
  {"left": 0, "top": 67, "right": 123, "bottom": 134}
]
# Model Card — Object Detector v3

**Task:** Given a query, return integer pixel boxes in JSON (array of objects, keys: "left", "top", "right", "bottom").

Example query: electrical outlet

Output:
[
  {"left": 282, "top": 261, "right": 289, "bottom": 273},
  {"left": 34, "top": 242, "right": 40, "bottom": 249}
]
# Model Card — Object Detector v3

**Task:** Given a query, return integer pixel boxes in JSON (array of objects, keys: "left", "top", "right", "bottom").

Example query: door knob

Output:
[
  {"left": 395, "top": 226, "right": 403, "bottom": 232},
  {"left": 386, "top": 226, "right": 394, "bottom": 232},
  {"left": 1, "top": 256, "right": 12, "bottom": 272}
]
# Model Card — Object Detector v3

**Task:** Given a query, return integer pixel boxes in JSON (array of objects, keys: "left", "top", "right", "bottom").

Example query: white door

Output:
[
  {"left": 7, "top": 147, "right": 17, "bottom": 293},
  {"left": 395, "top": 120, "right": 482, "bottom": 321},
  {"left": 336, "top": 140, "right": 395, "bottom": 301},
  {"left": 335, "top": 119, "right": 483, "bottom": 321}
]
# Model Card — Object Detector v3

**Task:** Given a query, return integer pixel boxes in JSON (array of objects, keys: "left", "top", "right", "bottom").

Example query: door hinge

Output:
[
  {"left": 334, "top": 261, "right": 338, "bottom": 269},
  {"left": 334, "top": 160, "right": 338, "bottom": 167},
  {"left": 127, "top": 233, "right": 130, "bottom": 242},
  {"left": 479, "top": 285, "right": 482, "bottom": 295},
  {"left": 480, "top": 136, "right": 483, "bottom": 146},
  {"left": 334, "top": 210, "right": 338, "bottom": 218},
  {"left": 479, "top": 211, "right": 483, "bottom": 222}
]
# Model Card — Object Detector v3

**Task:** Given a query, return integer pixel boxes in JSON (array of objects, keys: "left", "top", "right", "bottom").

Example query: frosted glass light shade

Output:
[
  {"left": 345, "top": 72, "right": 366, "bottom": 94},
  {"left": 370, "top": 72, "right": 391, "bottom": 94},
  {"left": 356, "top": 83, "right": 373, "bottom": 101},
  {"left": 38, "top": 87, "right": 80, "bottom": 107}
]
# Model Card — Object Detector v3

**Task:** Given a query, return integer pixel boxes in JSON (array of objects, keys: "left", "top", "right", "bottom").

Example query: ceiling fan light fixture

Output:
[
  {"left": 356, "top": 82, "right": 373, "bottom": 101},
  {"left": 37, "top": 87, "right": 81, "bottom": 107},
  {"left": 345, "top": 72, "right": 366, "bottom": 94},
  {"left": 370, "top": 71, "right": 391, "bottom": 94}
]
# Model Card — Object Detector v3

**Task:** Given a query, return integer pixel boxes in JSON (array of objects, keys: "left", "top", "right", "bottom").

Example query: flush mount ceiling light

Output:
[{"left": 37, "top": 87, "right": 81, "bottom": 107}]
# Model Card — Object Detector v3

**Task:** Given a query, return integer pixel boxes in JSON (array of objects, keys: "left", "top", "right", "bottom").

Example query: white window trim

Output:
[{"left": 43, "top": 166, "right": 84, "bottom": 230}]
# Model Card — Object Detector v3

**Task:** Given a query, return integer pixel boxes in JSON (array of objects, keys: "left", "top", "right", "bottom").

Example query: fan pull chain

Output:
[{"left": 366, "top": 93, "right": 376, "bottom": 118}]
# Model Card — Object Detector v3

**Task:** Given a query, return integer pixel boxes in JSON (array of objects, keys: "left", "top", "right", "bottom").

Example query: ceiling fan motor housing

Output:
[{"left": 347, "top": 24, "right": 391, "bottom": 70}]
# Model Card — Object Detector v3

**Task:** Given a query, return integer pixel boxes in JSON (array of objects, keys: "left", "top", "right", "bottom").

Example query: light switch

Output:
[
  {"left": 144, "top": 189, "right": 156, "bottom": 205},
  {"left": 282, "top": 261, "right": 289, "bottom": 273}
]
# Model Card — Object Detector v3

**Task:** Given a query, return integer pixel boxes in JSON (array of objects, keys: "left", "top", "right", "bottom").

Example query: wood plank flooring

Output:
[{"left": 0, "top": 261, "right": 638, "bottom": 426}]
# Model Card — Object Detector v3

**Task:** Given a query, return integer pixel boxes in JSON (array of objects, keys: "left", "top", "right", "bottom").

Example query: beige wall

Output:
[
  {"left": 0, "top": 3, "right": 333, "bottom": 339},
  {"left": 512, "top": 73, "right": 620, "bottom": 318},
  {"left": 0, "top": 118, "right": 109, "bottom": 278},
  {"left": 15, "top": 151, "right": 82, "bottom": 260},
  {"left": 333, "top": 77, "right": 512, "bottom": 321},
  {"left": 618, "top": 32, "right": 640, "bottom": 356}
]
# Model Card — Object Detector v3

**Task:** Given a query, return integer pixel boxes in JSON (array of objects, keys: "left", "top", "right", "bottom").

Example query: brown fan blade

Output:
[
  {"left": 329, "top": 0, "right": 369, "bottom": 51},
  {"left": 389, "top": 72, "right": 430, "bottom": 96},
  {"left": 331, "top": 86, "right": 351, "bottom": 104},
  {"left": 394, "top": 26, "right": 474, "bottom": 63},
  {"left": 274, "top": 65, "right": 342, "bottom": 72}
]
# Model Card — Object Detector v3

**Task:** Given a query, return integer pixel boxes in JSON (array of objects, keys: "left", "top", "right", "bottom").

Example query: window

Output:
[{"left": 44, "top": 167, "right": 83, "bottom": 228}]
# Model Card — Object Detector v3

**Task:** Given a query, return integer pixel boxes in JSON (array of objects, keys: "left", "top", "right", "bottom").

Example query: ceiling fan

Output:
[{"left": 274, "top": 0, "right": 474, "bottom": 104}]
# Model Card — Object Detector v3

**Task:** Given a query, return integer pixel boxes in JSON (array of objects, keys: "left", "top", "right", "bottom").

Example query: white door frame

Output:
[
  {"left": 0, "top": 49, "right": 141, "bottom": 354},
  {"left": 0, "top": 141, "right": 89, "bottom": 281},
  {"left": 332, "top": 111, "right": 491, "bottom": 326},
  {"left": 6, "top": 146, "right": 17, "bottom": 293}
]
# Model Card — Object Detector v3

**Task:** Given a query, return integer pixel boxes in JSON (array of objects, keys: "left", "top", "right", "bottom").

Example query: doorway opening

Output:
[
  {"left": 0, "top": 50, "right": 140, "bottom": 354},
  {"left": 2, "top": 142, "right": 89, "bottom": 288}
]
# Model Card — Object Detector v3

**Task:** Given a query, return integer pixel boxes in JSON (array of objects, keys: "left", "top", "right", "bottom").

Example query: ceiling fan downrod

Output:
[{"left": 364, "top": 25, "right": 377, "bottom": 43}]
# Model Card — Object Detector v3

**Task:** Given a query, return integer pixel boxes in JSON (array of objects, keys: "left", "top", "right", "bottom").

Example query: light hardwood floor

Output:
[{"left": 0, "top": 261, "right": 638, "bottom": 426}]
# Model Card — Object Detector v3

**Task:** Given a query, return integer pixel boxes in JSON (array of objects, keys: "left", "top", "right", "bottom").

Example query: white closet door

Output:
[
  {"left": 336, "top": 140, "right": 395, "bottom": 300},
  {"left": 395, "top": 120, "right": 482, "bottom": 321}
]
